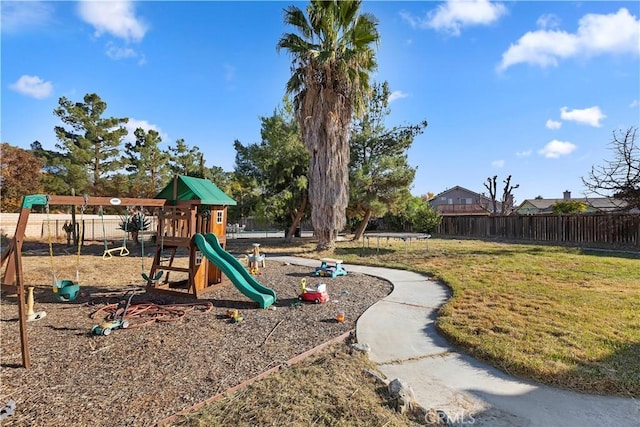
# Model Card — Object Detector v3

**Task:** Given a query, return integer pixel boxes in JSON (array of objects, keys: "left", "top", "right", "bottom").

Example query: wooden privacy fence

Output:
[
  {"left": 0, "top": 213, "right": 157, "bottom": 242},
  {"left": 435, "top": 214, "right": 640, "bottom": 247}
]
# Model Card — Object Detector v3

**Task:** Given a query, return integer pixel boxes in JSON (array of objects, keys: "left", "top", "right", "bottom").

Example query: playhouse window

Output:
[{"left": 216, "top": 210, "right": 223, "bottom": 224}]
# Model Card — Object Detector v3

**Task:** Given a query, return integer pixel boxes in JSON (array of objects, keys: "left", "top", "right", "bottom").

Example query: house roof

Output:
[
  {"left": 584, "top": 197, "right": 628, "bottom": 210},
  {"left": 517, "top": 197, "right": 626, "bottom": 212},
  {"left": 432, "top": 185, "right": 491, "bottom": 201},
  {"left": 155, "top": 175, "right": 236, "bottom": 206}
]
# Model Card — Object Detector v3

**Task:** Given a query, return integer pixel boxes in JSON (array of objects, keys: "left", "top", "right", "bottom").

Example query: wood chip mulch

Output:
[{"left": 0, "top": 244, "right": 392, "bottom": 426}]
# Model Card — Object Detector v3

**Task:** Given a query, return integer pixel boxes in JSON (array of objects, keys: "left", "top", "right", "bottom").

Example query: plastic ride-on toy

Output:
[
  {"left": 92, "top": 291, "right": 135, "bottom": 336},
  {"left": 298, "top": 278, "right": 329, "bottom": 304}
]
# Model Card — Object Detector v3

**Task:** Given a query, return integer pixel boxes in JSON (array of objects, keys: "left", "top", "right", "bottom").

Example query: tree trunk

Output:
[
  {"left": 352, "top": 208, "right": 372, "bottom": 241},
  {"left": 301, "top": 90, "right": 351, "bottom": 252},
  {"left": 284, "top": 190, "right": 308, "bottom": 243},
  {"left": 315, "top": 228, "right": 337, "bottom": 251}
]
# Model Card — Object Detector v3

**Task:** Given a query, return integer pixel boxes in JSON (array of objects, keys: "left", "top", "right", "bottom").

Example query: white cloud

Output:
[
  {"left": 400, "top": 0, "right": 507, "bottom": 36},
  {"left": 536, "top": 13, "right": 560, "bottom": 30},
  {"left": 498, "top": 8, "right": 640, "bottom": 71},
  {"left": 538, "top": 140, "right": 577, "bottom": 158},
  {"left": 399, "top": 11, "right": 421, "bottom": 29},
  {"left": 106, "top": 44, "right": 137, "bottom": 60},
  {"left": 10, "top": 75, "right": 53, "bottom": 99},
  {"left": 1, "top": 1, "right": 53, "bottom": 34},
  {"left": 105, "top": 42, "right": 146, "bottom": 65},
  {"left": 545, "top": 119, "right": 562, "bottom": 130},
  {"left": 630, "top": 99, "right": 639, "bottom": 108},
  {"left": 491, "top": 159, "right": 505, "bottom": 168},
  {"left": 516, "top": 150, "right": 532, "bottom": 158},
  {"left": 560, "top": 106, "right": 606, "bottom": 127},
  {"left": 498, "top": 30, "right": 579, "bottom": 70},
  {"left": 577, "top": 8, "right": 640, "bottom": 55},
  {"left": 124, "top": 119, "right": 167, "bottom": 144},
  {"left": 389, "top": 90, "right": 409, "bottom": 103},
  {"left": 77, "top": 0, "right": 148, "bottom": 42}
]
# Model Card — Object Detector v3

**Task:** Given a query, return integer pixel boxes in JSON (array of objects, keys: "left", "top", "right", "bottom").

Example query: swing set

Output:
[
  {"left": 100, "top": 205, "right": 130, "bottom": 259},
  {"left": 0, "top": 194, "right": 166, "bottom": 368},
  {"left": 46, "top": 196, "right": 84, "bottom": 302},
  {"left": 2, "top": 176, "right": 237, "bottom": 369},
  {"left": 99, "top": 205, "right": 163, "bottom": 281}
]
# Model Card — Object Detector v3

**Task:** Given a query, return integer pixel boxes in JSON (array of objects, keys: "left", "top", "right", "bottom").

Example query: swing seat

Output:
[
  {"left": 53, "top": 280, "right": 80, "bottom": 302},
  {"left": 103, "top": 246, "right": 130, "bottom": 259},
  {"left": 142, "top": 271, "right": 163, "bottom": 282}
]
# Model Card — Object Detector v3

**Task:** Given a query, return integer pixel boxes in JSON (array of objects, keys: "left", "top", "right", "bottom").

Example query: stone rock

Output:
[
  {"left": 364, "top": 368, "right": 389, "bottom": 386},
  {"left": 388, "top": 378, "right": 416, "bottom": 415},
  {"left": 351, "top": 342, "right": 371, "bottom": 353}
]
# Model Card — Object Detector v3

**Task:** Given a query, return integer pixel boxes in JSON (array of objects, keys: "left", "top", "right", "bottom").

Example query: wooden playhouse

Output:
[{"left": 146, "top": 175, "right": 236, "bottom": 298}]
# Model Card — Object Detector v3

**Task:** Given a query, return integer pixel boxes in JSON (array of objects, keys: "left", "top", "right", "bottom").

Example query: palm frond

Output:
[
  {"left": 352, "top": 14, "right": 380, "bottom": 47},
  {"left": 285, "top": 68, "right": 306, "bottom": 95},
  {"left": 337, "top": 0, "right": 361, "bottom": 30},
  {"left": 282, "top": 5, "right": 313, "bottom": 40}
]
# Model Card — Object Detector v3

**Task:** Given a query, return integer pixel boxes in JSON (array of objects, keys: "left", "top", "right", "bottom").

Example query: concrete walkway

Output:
[{"left": 272, "top": 256, "right": 639, "bottom": 427}]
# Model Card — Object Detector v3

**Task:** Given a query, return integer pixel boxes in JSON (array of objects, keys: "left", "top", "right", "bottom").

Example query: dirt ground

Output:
[{"left": 0, "top": 240, "right": 392, "bottom": 426}]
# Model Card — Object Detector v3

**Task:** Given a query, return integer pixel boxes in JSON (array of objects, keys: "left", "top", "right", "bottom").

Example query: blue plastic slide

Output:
[{"left": 193, "top": 233, "right": 276, "bottom": 309}]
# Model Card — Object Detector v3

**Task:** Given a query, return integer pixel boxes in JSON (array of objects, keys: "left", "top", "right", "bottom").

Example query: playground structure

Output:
[
  {"left": 313, "top": 258, "right": 348, "bottom": 278},
  {"left": 148, "top": 175, "right": 262, "bottom": 299},
  {"left": 193, "top": 232, "right": 276, "bottom": 309},
  {"left": 1, "top": 194, "right": 165, "bottom": 368},
  {"left": 1, "top": 175, "right": 277, "bottom": 368}
]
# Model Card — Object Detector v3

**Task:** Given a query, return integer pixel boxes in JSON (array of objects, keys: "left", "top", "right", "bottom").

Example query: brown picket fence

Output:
[{"left": 435, "top": 214, "right": 640, "bottom": 248}]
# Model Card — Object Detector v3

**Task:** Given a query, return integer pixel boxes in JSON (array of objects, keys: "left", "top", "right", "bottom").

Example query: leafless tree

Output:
[
  {"left": 484, "top": 175, "right": 519, "bottom": 215},
  {"left": 484, "top": 175, "right": 498, "bottom": 214},
  {"left": 582, "top": 127, "right": 639, "bottom": 210},
  {"left": 501, "top": 175, "right": 519, "bottom": 214}
]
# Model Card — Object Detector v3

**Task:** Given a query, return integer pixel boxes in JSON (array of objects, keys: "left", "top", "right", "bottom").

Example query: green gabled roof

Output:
[{"left": 155, "top": 175, "right": 236, "bottom": 206}]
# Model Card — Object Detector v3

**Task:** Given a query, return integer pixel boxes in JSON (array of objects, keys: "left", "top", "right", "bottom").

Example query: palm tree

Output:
[{"left": 277, "top": 0, "right": 380, "bottom": 251}]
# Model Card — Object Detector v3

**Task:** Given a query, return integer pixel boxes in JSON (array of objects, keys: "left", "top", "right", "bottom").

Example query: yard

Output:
[
  {"left": 173, "top": 236, "right": 640, "bottom": 425},
  {"left": 0, "top": 239, "right": 403, "bottom": 426},
  {"left": 329, "top": 237, "right": 640, "bottom": 397},
  {"left": 1, "top": 235, "right": 638, "bottom": 426}
]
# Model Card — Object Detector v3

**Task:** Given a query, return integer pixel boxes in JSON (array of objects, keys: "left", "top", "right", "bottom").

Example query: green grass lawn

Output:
[{"left": 323, "top": 237, "right": 639, "bottom": 397}]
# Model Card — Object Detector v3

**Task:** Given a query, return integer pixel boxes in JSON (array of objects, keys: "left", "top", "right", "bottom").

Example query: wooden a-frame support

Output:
[{"left": 0, "top": 194, "right": 166, "bottom": 368}]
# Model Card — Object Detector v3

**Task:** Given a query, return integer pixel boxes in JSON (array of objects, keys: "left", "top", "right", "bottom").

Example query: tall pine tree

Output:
[
  {"left": 54, "top": 93, "right": 128, "bottom": 195},
  {"left": 124, "top": 128, "right": 170, "bottom": 197},
  {"left": 168, "top": 138, "right": 201, "bottom": 177}
]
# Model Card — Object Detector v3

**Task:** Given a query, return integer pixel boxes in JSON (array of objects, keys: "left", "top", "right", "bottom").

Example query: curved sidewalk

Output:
[{"left": 272, "top": 256, "right": 638, "bottom": 427}]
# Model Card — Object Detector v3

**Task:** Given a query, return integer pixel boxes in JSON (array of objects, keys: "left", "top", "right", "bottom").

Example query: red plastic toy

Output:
[{"left": 298, "top": 279, "right": 329, "bottom": 304}]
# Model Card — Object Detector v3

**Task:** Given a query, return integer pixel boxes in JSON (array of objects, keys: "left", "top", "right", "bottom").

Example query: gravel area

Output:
[{"left": 0, "top": 242, "right": 392, "bottom": 426}]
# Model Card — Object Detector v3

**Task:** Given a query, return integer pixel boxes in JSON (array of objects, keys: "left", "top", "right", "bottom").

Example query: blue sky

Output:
[{"left": 2, "top": 1, "right": 639, "bottom": 203}]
